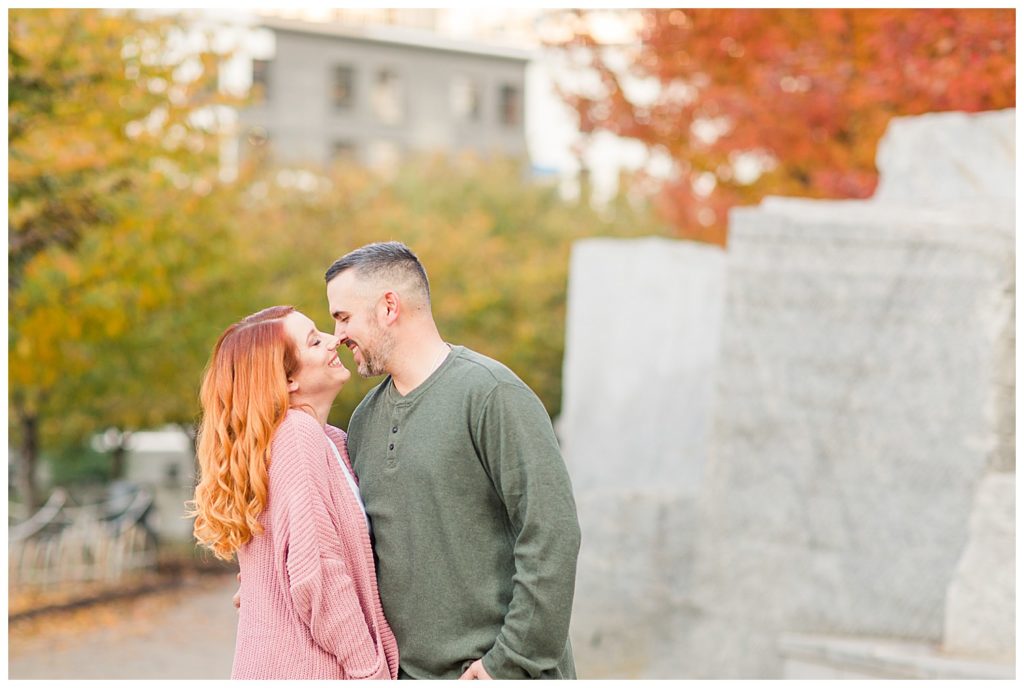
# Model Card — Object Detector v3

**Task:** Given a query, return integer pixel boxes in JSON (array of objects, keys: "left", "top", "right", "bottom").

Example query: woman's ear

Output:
[{"left": 287, "top": 378, "right": 299, "bottom": 394}]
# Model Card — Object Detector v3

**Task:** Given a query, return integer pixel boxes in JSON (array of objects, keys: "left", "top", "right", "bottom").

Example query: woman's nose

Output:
[{"left": 328, "top": 335, "right": 341, "bottom": 351}]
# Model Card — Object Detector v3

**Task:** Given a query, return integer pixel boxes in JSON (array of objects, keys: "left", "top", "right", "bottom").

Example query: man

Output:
[{"left": 325, "top": 241, "right": 581, "bottom": 679}]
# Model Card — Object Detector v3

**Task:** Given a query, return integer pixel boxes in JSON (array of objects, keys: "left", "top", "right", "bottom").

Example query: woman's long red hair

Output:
[{"left": 188, "top": 306, "right": 298, "bottom": 560}]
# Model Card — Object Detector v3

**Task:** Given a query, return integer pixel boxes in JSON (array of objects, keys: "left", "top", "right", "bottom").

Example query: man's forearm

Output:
[{"left": 481, "top": 512, "right": 581, "bottom": 678}]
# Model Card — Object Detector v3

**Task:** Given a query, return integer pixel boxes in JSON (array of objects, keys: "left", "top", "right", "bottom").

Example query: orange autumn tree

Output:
[{"left": 546, "top": 8, "right": 1015, "bottom": 245}]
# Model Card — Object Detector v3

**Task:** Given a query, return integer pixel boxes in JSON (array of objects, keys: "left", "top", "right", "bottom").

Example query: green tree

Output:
[
  {"left": 233, "top": 155, "right": 670, "bottom": 427},
  {"left": 9, "top": 8, "right": 670, "bottom": 514},
  {"left": 9, "top": 8, "right": 237, "bottom": 508}
]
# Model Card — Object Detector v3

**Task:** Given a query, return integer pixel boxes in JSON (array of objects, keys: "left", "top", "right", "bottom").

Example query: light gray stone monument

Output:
[
  {"left": 694, "top": 194, "right": 1013, "bottom": 678},
  {"left": 560, "top": 237, "right": 726, "bottom": 677},
  {"left": 692, "top": 108, "right": 1014, "bottom": 678},
  {"left": 559, "top": 108, "right": 1014, "bottom": 679},
  {"left": 873, "top": 109, "right": 1014, "bottom": 204},
  {"left": 943, "top": 472, "right": 1015, "bottom": 660}
]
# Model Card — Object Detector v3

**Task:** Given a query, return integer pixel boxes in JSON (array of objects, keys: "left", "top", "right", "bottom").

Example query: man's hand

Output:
[
  {"left": 233, "top": 572, "right": 241, "bottom": 610},
  {"left": 458, "top": 659, "right": 492, "bottom": 680}
]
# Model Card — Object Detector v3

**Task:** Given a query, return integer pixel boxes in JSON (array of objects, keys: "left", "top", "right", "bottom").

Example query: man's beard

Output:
[{"left": 357, "top": 323, "right": 395, "bottom": 378}]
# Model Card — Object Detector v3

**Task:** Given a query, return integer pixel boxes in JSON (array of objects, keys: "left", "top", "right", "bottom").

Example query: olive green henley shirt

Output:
[{"left": 347, "top": 345, "right": 581, "bottom": 679}]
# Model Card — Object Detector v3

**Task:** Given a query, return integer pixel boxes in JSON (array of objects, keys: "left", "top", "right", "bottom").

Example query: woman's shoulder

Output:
[
  {"left": 323, "top": 423, "right": 348, "bottom": 446},
  {"left": 276, "top": 407, "right": 323, "bottom": 435},
  {"left": 280, "top": 407, "right": 321, "bottom": 428},
  {"left": 271, "top": 409, "right": 327, "bottom": 464}
]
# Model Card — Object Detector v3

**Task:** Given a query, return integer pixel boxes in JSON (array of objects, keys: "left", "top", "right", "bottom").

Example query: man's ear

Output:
[
  {"left": 287, "top": 378, "right": 299, "bottom": 394},
  {"left": 381, "top": 290, "right": 400, "bottom": 325}
]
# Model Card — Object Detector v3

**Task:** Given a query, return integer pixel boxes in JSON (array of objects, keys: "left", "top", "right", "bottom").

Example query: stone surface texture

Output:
[
  {"left": 561, "top": 109, "right": 1014, "bottom": 678},
  {"left": 874, "top": 109, "right": 1015, "bottom": 203},
  {"left": 560, "top": 237, "right": 725, "bottom": 677},
  {"left": 943, "top": 472, "right": 1016, "bottom": 660}
]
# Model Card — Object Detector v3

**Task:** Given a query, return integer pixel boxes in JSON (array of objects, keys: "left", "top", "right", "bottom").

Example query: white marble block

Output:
[
  {"left": 559, "top": 108, "right": 1015, "bottom": 680},
  {"left": 943, "top": 472, "right": 1016, "bottom": 660},
  {"left": 560, "top": 237, "right": 726, "bottom": 677},
  {"left": 686, "top": 196, "right": 1014, "bottom": 677},
  {"left": 874, "top": 109, "right": 1015, "bottom": 203},
  {"left": 560, "top": 237, "right": 727, "bottom": 496}
]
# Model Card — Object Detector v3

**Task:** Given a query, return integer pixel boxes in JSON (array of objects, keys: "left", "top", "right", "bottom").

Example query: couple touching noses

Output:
[{"left": 191, "top": 242, "right": 581, "bottom": 680}]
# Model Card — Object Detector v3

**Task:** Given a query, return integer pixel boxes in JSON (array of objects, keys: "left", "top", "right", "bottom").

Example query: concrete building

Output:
[{"left": 238, "top": 16, "right": 533, "bottom": 172}]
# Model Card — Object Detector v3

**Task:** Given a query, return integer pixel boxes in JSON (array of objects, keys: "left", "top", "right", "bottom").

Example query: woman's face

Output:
[{"left": 283, "top": 310, "right": 350, "bottom": 398}]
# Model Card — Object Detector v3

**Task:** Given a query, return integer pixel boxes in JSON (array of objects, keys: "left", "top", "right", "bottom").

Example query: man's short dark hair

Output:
[{"left": 325, "top": 241, "right": 431, "bottom": 303}]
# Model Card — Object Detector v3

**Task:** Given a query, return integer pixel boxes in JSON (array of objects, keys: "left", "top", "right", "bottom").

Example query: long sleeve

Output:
[
  {"left": 475, "top": 382, "right": 582, "bottom": 679},
  {"left": 270, "top": 414, "right": 390, "bottom": 680}
]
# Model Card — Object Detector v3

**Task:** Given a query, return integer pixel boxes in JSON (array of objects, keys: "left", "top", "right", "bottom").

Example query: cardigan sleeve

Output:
[{"left": 270, "top": 412, "right": 389, "bottom": 680}]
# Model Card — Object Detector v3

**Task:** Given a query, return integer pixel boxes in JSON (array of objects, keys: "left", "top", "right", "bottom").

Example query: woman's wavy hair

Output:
[{"left": 188, "top": 305, "right": 299, "bottom": 560}]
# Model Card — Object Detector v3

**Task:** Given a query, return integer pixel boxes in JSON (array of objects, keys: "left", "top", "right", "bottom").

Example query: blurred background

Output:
[{"left": 7, "top": 7, "right": 1016, "bottom": 680}]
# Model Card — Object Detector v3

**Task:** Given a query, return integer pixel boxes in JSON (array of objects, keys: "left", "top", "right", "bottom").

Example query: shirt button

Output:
[
  {"left": 389, "top": 443, "right": 395, "bottom": 450},
  {"left": 392, "top": 426, "right": 398, "bottom": 433}
]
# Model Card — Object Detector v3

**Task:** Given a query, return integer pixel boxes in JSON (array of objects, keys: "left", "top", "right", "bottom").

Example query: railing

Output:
[{"left": 9, "top": 484, "right": 159, "bottom": 590}]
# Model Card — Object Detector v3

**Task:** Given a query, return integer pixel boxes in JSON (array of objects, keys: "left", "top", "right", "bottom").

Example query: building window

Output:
[
  {"left": 371, "top": 69, "right": 404, "bottom": 125},
  {"left": 451, "top": 76, "right": 481, "bottom": 122},
  {"left": 252, "top": 59, "right": 270, "bottom": 100},
  {"left": 331, "top": 140, "right": 357, "bottom": 162},
  {"left": 499, "top": 83, "right": 521, "bottom": 127},
  {"left": 332, "top": 65, "right": 355, "bottom": 110}
]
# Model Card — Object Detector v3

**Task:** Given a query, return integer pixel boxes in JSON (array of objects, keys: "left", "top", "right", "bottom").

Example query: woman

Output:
[{"left": 189, "top": 306, "right": 398, "bottom": 679}]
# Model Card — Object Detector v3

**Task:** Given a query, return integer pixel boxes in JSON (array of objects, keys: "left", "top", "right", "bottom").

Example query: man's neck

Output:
[{"left": 389, "top": 328, "right": 450, "bottom": 397}]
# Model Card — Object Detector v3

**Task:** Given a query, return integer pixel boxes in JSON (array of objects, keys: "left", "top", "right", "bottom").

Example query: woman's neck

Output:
[{"left": 291, "top": 395, "right": 333, "bottom": 427}]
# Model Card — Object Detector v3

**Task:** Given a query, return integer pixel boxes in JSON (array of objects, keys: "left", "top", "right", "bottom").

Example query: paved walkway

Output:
[{"left": 9, "top": 573, "right": 239, "bottom": 680}]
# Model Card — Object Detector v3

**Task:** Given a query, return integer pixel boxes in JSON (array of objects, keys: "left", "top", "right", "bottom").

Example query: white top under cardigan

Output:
[{"left": 325, "top": 430, "right": 370, "bottom": 531}]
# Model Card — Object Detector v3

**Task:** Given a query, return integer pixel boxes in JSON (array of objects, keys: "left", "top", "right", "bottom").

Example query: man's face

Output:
[{"left": 326, "top": 270, "right": 394, "bottom": 378}]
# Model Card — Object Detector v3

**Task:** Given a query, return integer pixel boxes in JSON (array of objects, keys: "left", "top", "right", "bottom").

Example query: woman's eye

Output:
[{"left": 313, "top": 339, "right": 321, "bottom": 346}]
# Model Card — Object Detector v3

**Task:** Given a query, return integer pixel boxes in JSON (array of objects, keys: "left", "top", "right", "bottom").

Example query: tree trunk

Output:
[
  {"left": 577, "top": 164, "right": 592, "bottom": 207},
  {"left": 110, "top": 431, "right": 130, "bottom": 480},
  {"left": 15, "top": 412, "right": 39, "bottom": 514}
]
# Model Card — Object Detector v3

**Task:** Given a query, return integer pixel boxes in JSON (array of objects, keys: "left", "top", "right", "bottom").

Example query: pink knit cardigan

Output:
[{"left": 230, "top": 409, "right": 399, "bottom": 679}]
